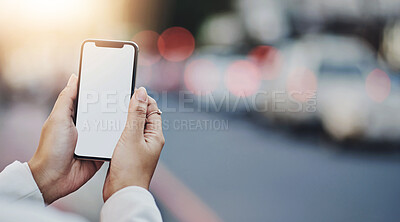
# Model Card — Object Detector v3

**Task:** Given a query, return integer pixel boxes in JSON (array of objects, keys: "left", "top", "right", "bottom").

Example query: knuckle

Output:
[
  {"left": 148, "top": 96, "right": 157, "bottom": 105},
  {"left": 43, "top": 116, "right": 57, "bottom": 130},
  {"left": 158, "top": 134, "right": 165, "bottom": 146},
  {"left": 135, "top": 105, "right": 147, "bottom": 117},
  {"left": 152, "top": 119, "right": 163, "bottom": 129},
  {"left": 58, "top": 89, "right": 68, "bottom": 100},
  {"left": 46, "top": 115, "right": 57, "bottom": 124}
]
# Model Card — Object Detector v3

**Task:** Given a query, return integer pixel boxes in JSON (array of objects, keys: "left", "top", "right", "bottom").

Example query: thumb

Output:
[
  {"left": 51, "top": 74, "right": 78, "bottom": 120},
  {"left": 124, "top": 87, "right": 149, "bottom": 140}
]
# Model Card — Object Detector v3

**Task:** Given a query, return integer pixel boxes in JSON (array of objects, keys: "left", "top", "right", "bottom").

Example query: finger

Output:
[
  {"left": 51, "top": 74, "right": 78, "bottom": 119},
  {"left": 144, "top": 96, "right": 164, "bottom": 147},
  {"left": 79, "top": 160, "right": 104, "bottom": 176},
  {"left": 124, "top": 87, "right": 149, "bottom": 140},
  {"left": 93, "top": 161, "right": 104, "bottom": 171},
  {"left": 145, "top": 96, "right": 163, "bottom": 133}
]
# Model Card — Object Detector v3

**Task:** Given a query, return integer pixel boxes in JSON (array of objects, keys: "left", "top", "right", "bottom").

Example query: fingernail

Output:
[{"left": 135, "top": 87, "right": 147, "bottom": 102}]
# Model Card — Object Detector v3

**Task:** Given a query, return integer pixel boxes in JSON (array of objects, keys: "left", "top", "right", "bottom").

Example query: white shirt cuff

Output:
[
  {"left": 101, "top": 186, "right": 162, "bottom": 222},
  {"left": 0, "top": 161, "right": 44, "bottom": 204}
]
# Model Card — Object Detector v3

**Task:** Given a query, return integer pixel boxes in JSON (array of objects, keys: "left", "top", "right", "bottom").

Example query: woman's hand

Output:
[
  {"left": 28, "top": 74, "right": 103, "bottom": 204},
  {"left": 103, "top": 87, "right": 165, "bottom": 201}
]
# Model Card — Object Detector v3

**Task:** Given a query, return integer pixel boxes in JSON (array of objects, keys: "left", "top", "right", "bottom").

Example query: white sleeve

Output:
[
  {"left": 0, "top": 161, "right": 44, "bottom": 204},
  {"left": 101, "top": 186, "right": 163, "bottom": 222}
]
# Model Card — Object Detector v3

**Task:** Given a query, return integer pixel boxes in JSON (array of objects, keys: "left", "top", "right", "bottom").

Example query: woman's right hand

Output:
[{"left": 103, "top": 87, "right": 165, "bottom": 202}]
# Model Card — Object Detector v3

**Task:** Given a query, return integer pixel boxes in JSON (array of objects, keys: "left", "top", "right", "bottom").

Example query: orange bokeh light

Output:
[
  {"left": 132, "top": 30, "right": 161, "bottom": 66},
  {"left": 225, "top": 60, "right": 261, "bottom": 97},
  {"left": 248, "top": 45, "right": 281, "bottom": 80},
  {"left": 158, "top": 27, "right": 195, "bottom": 62},
  {"left": 365, "top": 69, "right": 391, "bottom": 103},
  {"left": 286, "top": 67, "right": 317, "bottom": 102},
  {"left": 184, "top": 59, "right": 221, "bottom": 95}
]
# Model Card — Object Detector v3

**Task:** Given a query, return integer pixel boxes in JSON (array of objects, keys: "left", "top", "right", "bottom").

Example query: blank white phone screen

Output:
[{"left": 74, "top": 41, "right": 135, "bottom": 159}]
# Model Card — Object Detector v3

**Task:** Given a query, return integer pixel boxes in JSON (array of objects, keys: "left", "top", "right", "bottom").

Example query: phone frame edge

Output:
[{"left": 73, "top": 39, "right": 139, "bottom": 162}]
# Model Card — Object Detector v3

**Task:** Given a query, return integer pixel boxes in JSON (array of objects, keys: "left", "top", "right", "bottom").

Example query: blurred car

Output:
[
  {"left": 260, "top": 34, "right": 400, "bottom": 142},
  {"left": 180, "top": 33, "right": 400, "bottom": 142}
]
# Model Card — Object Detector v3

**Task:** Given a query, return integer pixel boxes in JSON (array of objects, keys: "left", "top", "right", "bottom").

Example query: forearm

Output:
[
  {"left": 0, "top": 161, "right": 44, "bottom": 204},
  {"left": 101, "top": 186, "right": 162, "bottom": 222}
]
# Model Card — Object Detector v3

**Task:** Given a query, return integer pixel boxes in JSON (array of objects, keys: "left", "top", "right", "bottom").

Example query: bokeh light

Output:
[
  {"left": 225, "top": 60, "right": 261, "bottom": 97},
  {"left": 184, "top": 59, "right": 221, "bottom": 95},
  {"left": 286, "top": 67, "right": 317, "bottom": 102},
  {"left": 150, "top": 60, "right": 183, "bottom": 91},
  {"left": 158, "top": 27, "right": 195, "bottom": 62},
  {"left": 132, "top": 30, "right": 161, "bottom": 66},
  {"left": 248, "top": 45, "right": 281, "bottom": 80},
  {"left": 365, "top": 69, "right": 391, "bottom": 103}
]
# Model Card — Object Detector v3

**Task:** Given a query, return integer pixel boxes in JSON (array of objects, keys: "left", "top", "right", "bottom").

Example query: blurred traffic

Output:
[{"left": 1, "top": 0, "right": 400, "bottom": 221}]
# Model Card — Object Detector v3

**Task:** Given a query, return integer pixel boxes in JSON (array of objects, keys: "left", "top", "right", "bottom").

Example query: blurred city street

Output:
[
  {"left": 156, "top": 96, "right": 400, "bottom": 222},
  {"left": 1, "top": 0, "right": 400, "bottom": 221}
]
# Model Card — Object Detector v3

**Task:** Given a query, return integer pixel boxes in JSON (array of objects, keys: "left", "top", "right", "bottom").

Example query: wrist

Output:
[
  {"left": 104, "top": 173, "right": 151, "bottom": 201},
  {"left": 28, "top": 158, "right": 57, "bottom": 204}
]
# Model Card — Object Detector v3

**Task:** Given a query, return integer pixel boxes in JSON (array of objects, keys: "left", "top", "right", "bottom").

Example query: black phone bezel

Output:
[{"left": 73, "top": 39, "right": 139, "bottom": 162}]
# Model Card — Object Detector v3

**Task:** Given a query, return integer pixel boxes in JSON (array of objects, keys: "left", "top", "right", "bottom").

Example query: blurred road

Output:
[{"left": 157, "top": 96, "right": 400, "bottom": 222}]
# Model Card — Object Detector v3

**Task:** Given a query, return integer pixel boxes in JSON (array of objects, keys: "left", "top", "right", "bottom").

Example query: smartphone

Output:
[{"left": 74, "top": 39, "right": 139, "bottom": 161}]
